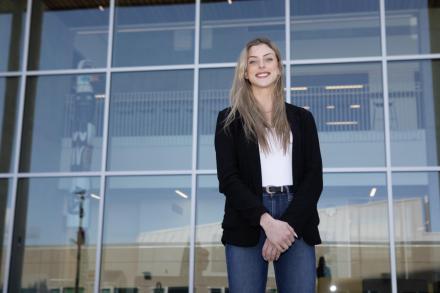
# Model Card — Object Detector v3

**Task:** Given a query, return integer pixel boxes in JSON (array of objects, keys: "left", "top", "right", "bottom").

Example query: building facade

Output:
[{"left": 0, "top": 0, "right": 440, "bottom": 292}]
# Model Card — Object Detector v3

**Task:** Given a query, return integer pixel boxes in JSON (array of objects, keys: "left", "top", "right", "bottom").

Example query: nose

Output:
[{"left": 258, "top": 60, "right": 265, "bottom": 68}]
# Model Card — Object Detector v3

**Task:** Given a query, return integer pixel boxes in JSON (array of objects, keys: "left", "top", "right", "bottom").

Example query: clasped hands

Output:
[{"left": 260, "top": 213, "right": 297, "bottom": 262}]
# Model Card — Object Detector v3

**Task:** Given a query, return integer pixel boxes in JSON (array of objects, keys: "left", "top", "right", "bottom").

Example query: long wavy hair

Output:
[{"left": 223, "top": 37, "right": 290, "bottom": 154}]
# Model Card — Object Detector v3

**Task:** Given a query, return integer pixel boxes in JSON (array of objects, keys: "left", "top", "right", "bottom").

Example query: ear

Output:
[{"left": 244, "top": 72, "right": 248, "bottom": 79}]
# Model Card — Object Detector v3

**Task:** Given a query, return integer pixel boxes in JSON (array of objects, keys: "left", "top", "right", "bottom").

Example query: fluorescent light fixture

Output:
[
  {"left": 330, "top": 285, "right": 337, "bottom": 292},
  {"left": 326, "top": 105, "right": 335, "bottom": 110},
  {"left": 175, "top": 190, "right": 188, "bottom": 199},
  {"left": 98, "top": 5, "right": 104, "bottom": 11},
  {"left": 369, "top": 187, "right": 377, "bottom": 197},
  {"left": 326, "top": 121, "right": 358, "bottom": 126},
  {"left": 228, "top": 0, "right": 233, "bottom": 4},
  {"left": 302, "top": 106, "right": 310, "bottom": 110},
  {"left": 350, "top": 104, "right": 361, "bottom": 109},
  {"left": 95, "top": 94, "right": 106, "bottom": 99},
  {"left": 291, "top": 86, "right": 308, "bottom": 91},
  {"left": 325, "top": 85, "right": 364, "bottom": 90},
  {"left": 90, "top": 193, "right": 101, "bottom": 200}
]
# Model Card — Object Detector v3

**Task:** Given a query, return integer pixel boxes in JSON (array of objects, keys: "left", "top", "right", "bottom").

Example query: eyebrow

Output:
[{"left": 248, "top": 53, "right": 274, "bottom": 58}]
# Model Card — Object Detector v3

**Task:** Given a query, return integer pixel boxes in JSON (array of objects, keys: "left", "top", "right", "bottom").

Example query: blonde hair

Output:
[{"left": 223, "top": 37, "right": 290, "bottom": 154}]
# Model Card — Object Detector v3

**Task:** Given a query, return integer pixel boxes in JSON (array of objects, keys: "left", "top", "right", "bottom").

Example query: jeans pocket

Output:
[{"left": 287, "top": 192, "right": 294, "bottom": 203}]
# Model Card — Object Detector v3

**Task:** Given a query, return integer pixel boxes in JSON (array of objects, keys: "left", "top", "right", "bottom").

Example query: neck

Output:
[{"left": 252, "top": 86, "right": 274, "bottom": 113}]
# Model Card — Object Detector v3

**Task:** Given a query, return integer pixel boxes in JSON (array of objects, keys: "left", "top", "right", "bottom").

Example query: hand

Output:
[
  {"left": 260, "top": 213, "right": 297, "bottom": 252},
  {"left": 262, "top": 238, "right": 281, "bottom": 262}
]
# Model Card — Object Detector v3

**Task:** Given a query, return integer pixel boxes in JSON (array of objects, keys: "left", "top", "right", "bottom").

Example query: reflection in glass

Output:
[
  {"left": 392, "top": 172, "right": 440, "bottom": 292},
  {"left": 291, "top": 63, "right": 385, "bottom": 167},
  {"left": 20, "top": 74, "right": 105, "bottom": 172},
  {"left": 386, "top": 0, "right": 440, "bottom": 55},
  {"left": 0, "top": 179, "right": 12, "bottom": 289},
  {"left": 197, "top": 68, "right": 233, "bottom": 169},
  {"left": 291, "top": 0, "right": 381, "bottom": 59},
  {"left": 28, "top": 1, "right": 109, "bottom": 70},
  {"left": 0, "top": 77, "right": 19, "bottom": 173},
  {"left": 200, "top": 0, "right": 285, "bottom": 63},
  {"left": 388, "top": 60, "right": 440, "bottom": 167},
  {"left": 8, "top": 177, "right": 100, "bottom": 292},
  {"left": 0, "top": 0, "right": 26, "bottom": 72},
  {"left": 318, "top": 173, "right": 391, "bottom": 292},
  {"left": 101, "top": 176, "right": 191, "bottom": 292},
  {"left": 108, "top": 71, "right": 193, "bottom": 171},
  {"left": 113, "top": 0, "right": 195, "bottom": 67}
]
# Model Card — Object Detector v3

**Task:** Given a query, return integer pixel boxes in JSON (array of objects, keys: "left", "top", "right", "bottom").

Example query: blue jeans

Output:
[{"left": 225, "top": 191, "right": 316, "bottom": 293}]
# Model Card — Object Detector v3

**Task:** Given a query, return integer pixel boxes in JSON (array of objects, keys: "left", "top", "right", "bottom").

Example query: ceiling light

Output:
[
  {"left": 350, "top": 104, "right": 361, "bottom": 109},
  {"left": 325, "top": 85, "right": 364, "bottom": 90},
  {"left": 326, "top": 105, "right": 335, "bottom": 110},
  {"left": 175, "top": 190, "right": 188, "bottom": 199},
  {"left": 369, "top": 187, "right": 377, "bottom": 197},
  {"left": 326, "top": 121, "right": 358, "bottom": 126}
]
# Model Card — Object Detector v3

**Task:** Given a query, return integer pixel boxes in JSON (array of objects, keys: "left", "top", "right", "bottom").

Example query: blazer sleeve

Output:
[
  {"left": 280, "top": 110, "right": 323, "bottom": 236},
  {"left": 214, "top": 109, "right": 267, "bottom": 227}
]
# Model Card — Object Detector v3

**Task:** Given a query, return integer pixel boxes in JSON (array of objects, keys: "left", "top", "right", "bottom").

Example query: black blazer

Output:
[{"left": 214, "top": 102, "right": 323, "bottom": 246}]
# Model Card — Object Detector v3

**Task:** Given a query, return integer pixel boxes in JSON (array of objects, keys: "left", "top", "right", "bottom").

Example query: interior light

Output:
[
  {"left": 326, "top": 121, "right": 358, "bottom": 126},
  {"left": 175, "top": 190, "right": 188, "bottom": 199},
  {"left": 326, "top": 105, "right": 335, "bottom": 110},
  {"left": 325, "top": 85, "right": 363, "bottom": 90},
  {"left": 369, "top": 187, "right": 377, "bottom": 197},
  {"left": 330, "top": 285, "right": 337, "bottom": 292},
  {"left": 90, "top": 193, "right": 101, "bottom": 200},
  {"left": 350, "top": 104, "right": 361, "bottom": 109},
  {"left": 291, "top": 86, "right": 308, "bottom": 91}
]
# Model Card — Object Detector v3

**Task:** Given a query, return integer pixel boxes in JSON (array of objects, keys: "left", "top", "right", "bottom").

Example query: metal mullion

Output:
[
  {"left": 25, "top": 68, "right": 106, "bottom": 76},
  {"left": 0, "top": 72, "right": 21, "bottom": 77},
  {"left": 292, "top": 56, "right": 383, "bottom": 65},
  {"left": 379, "top": 0, "right": 398, "bottom": 292},
  {"left": 3, "top": 0, "right": 33, "bottom": 291},
  {"left": 16, "top": 171, "right": 102, "bottom": 177},
  {"left": 111, "top": 64, "right": 196, "bottom": 72},
  {"left": 0, "top": 174, "right": 14, "bottom": 178},
  {"left": 285, "top": 0, "right": 291, "bottom": 104},
  {"left": 198, "top": 62, "right": 236, "bottom": 68},
  {"left": 104, "top": 170, "right": 193, "bottom": 176},
  {"left": 189, "top": 0, "right": 201, "bottom": 292},
  {"left": 93, "top": 0, "right": 115, "bottom": 291},
  {"left": 386, "top": 53, "right": 440, "bottom": 61},
  {"left": 391, "top": 166, "right": 440, "bottom": 172}
]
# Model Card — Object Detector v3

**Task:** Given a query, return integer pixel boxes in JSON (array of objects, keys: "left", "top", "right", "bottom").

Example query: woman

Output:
[{"left": 214, "top": 37, "right": 323, "bottom": 292}]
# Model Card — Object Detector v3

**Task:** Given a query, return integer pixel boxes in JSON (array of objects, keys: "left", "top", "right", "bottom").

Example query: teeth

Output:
[{"left": 256, "top": 73, "right": 269, "bottom": 77}]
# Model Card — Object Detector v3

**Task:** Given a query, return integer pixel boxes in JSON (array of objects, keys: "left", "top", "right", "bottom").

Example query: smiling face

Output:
[{"left": 244, "top": 43, "right": 280, "bottom": 91}]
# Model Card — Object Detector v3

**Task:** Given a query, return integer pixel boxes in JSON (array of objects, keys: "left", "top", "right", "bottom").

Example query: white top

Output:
[{"left": 258, "top": 129, "right": 293, "bottom": 187}]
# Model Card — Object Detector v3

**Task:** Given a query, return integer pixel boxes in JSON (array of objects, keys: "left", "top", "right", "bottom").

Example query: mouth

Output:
[{"left": 256, "top": 72, "right": 270, "bottom": 79}]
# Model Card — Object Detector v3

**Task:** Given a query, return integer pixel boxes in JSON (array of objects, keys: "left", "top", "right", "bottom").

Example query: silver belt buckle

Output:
[{"left": 265, "top": 185, "right": 276, "bottom": 195}]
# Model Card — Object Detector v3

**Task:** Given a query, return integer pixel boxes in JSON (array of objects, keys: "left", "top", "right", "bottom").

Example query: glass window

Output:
[
  {"left": 19, "top": 74, "right": 105, "bottom": 172},
  {"left": 392, "top": 172, "right": 440, "bottom": 292},
  {"left": 100, "top": 175, "right": 191, "bottom": 292},
  {"left": 197, "top": 68, "right": 233, "bottom": 170},
  {"left": 112, "top": 0, "right": 195, "bottom": 67},
  {"left": 8, "top": 177, "right": 100, "bottom": 292},
  {"left": 386, "top": 0, "right": 440, "bottom": 55},
  {"left": 200, "top": 0, "right": 285, "bottom": 63},
  {"left": 0, "top": 0, "right": 26, "bottom": 72},
  {"left": 0, "top": 77, "right": 20, "bottom": 173},
  {"left": 108, "top": 70, "right": 193, "bottom": 171},
  {"left": 291, "top": 62, "right": 385, "bottom": 168},
  {"left": 291, "top": 0, "right": 381, "bottom": 59},
  {"left": 195, "top": 175, "right": 225, "bottom": 292},
  {"left": 28, "top": 1, "right": 109, "bottom": 70},
  {"left": 318, "top": 173, "right": 391, "bottom": 292},
  {"left": 195, "top": 175, "right": 281, "bottom": 291},
  {"left": 388, "top": 60, "right": 440, "bottom": 167},
  {"left": 0, "top": 178, "right": 12, "bottom": 289}
]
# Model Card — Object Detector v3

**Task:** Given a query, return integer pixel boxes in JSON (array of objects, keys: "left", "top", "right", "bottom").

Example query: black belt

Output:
[{"left": 263, "top": 185, "right": 294, "bottom": 195}]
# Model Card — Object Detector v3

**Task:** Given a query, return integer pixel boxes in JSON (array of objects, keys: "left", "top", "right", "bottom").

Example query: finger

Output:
[{"left": 262, "top": 242, "right": 268, "bottom": 261}]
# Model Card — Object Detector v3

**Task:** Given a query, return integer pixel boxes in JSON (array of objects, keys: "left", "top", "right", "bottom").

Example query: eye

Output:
[
  {"left": 266, "top": 58, "right": 273, "bottom": 62},
  {"left": 248, "top": 60, "right": 256, "bottom": 64}
]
